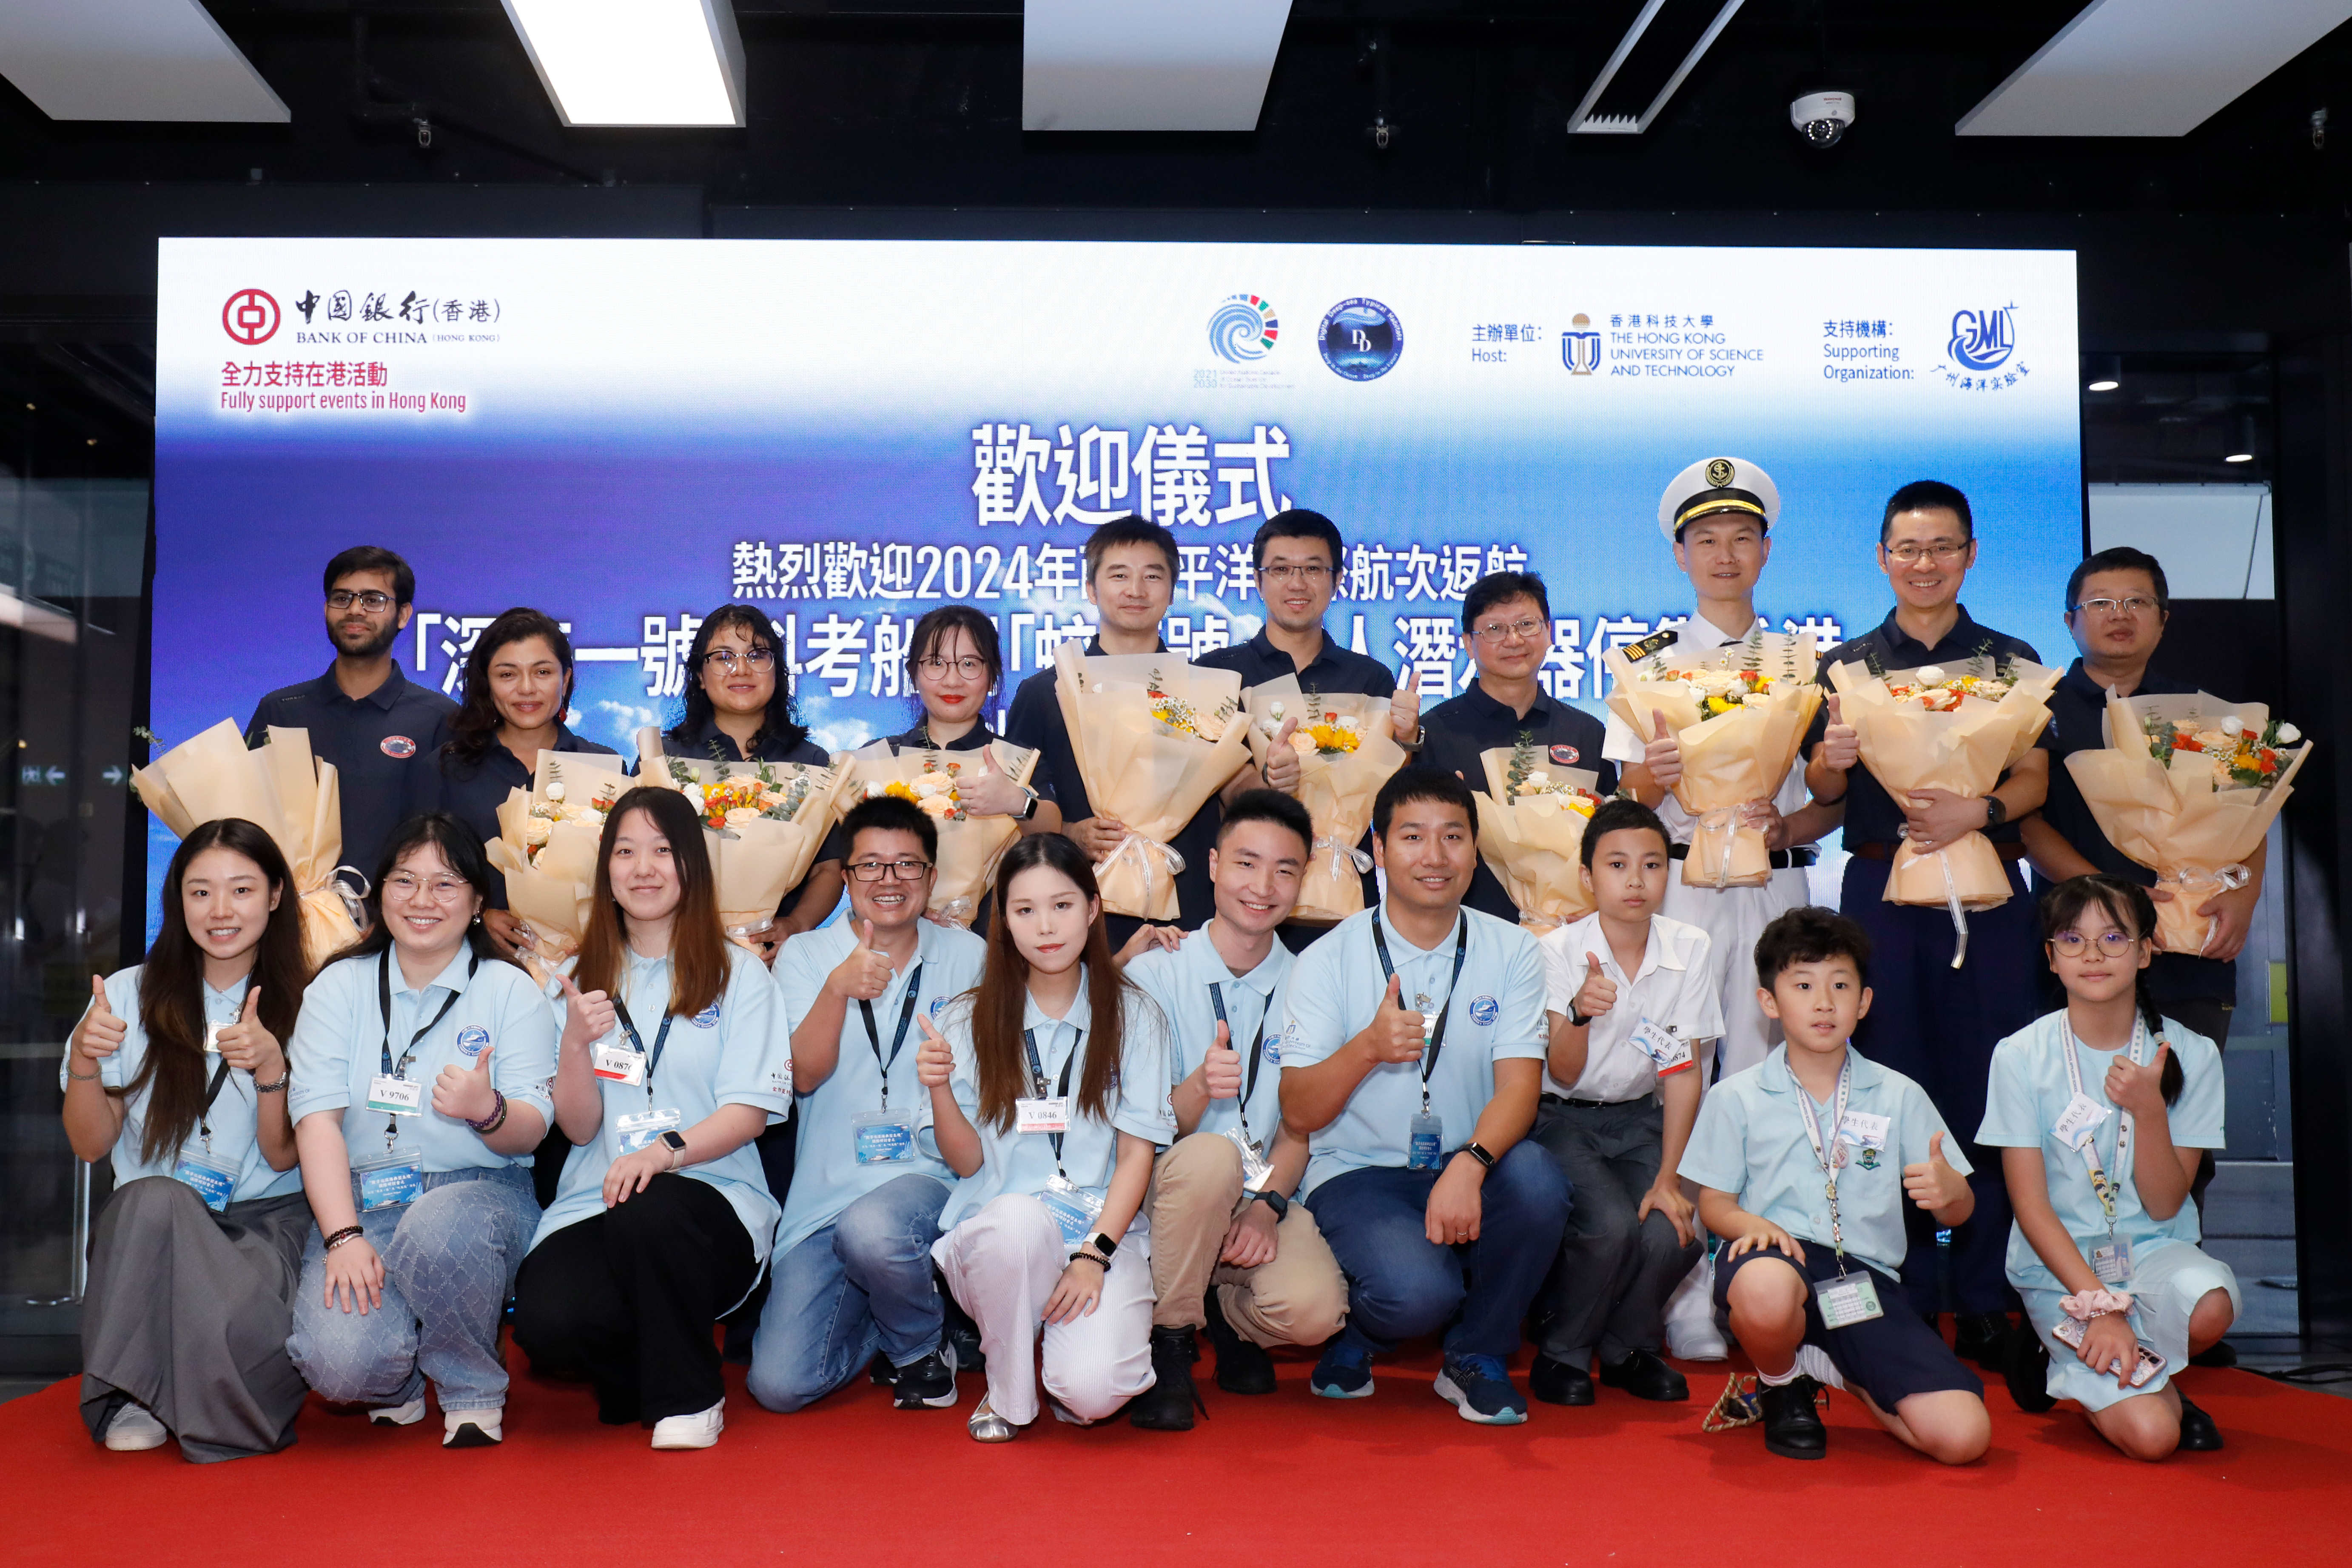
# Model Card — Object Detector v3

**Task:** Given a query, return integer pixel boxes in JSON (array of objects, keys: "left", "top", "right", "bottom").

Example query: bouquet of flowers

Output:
[
  {"left": 1241, "top": 678, "right": 1407, "bottom": 924},
  {"left": 1053, "top": 642, "right": 1250, "bottom": 919},
  {"left": 2064, "top": 689, "right": 2310, "bottom": 955},
  {"left": 843, "top": 737, "right": 1042, "bottom": 927},
  {"left": 131, "top": 719, "right": 367, "bottom": 969},
  {"left": 1825, "top": 650, "right": 2061, "bottom": 963},
  {"left": 1473, "top": 738, "right": 1605, "bottom": 933},
  {"left": 634, "top": 726, "right": 852, "bottom": 949},
  {"left": 483, "top": 750, "right": 634, "bottom": 984},
  {"left": 1605, "top": 627, "right": 1824, "bottom": 888}
]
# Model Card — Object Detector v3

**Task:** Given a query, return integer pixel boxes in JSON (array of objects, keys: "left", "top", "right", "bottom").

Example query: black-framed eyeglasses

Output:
[
  {"left": 2050, "top": 930, "right": 2138, "bottom": 957},
  {"left": 2069, "top": 597, "right": 2161, "bottom": 618},
  {"left": 327, "top": 589, "right": 394, "bottom": 612},
  {"left": 917, "top": 655, "right": 989, "bottom": 679},
  {"left": 849, "top": 859, "right": 934, "bottom": 882},
  {"left": 1257, "top": 563, "right": 1333, "bottom": 585},
  {"left": 699, "top": 647, "right": 777, "bottom": 674}
]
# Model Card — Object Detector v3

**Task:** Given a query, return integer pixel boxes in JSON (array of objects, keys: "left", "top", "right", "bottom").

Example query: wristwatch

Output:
[
  {"left": 1251, "top": 1190, "right": 1290, "bottom": 1222},
  {"left": 1982, "top": 794, "right": 2007, "bottom": 829},
  {"left": 1085, "top": 1229, "right": 1119, "bottom": 1260},
  {"left": 658, "top": 1129, "right": 689, "bottom": 1168},
  {"left": 1458, "top": 1140, "right": 1498, "bottom": 1171},
  {"left": 1568, "top": 1008, "right": 1592, "bottom": 1028},
  {"left": 1016, "top": 784, "right": 1040, "bottom": 822}
]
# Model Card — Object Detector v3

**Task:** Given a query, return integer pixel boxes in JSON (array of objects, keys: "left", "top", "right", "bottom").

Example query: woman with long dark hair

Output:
[
  {"left": 63, "top": 818, "right": 313, "bottom": 1460},
  {"left": 918, "top": 833, "right": 1174, "bottom": 1442},
  {"left": 512, "top": 786, "right": 789, "bottom": 1450},
  {"left": 891, "top": 604, "right": 1054, "bottom": 830},
  {"left": 284, "top": 812, "right": 556, "bottom": 1448}
]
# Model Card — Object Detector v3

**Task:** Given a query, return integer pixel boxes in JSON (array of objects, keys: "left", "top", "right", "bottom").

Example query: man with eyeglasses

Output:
[
  {"left": 1418, "top": 570, "right": 1617, "bottom": 926},
  {"left": 244, "top": 545, "right": 456, "bottom": 902},
  {"left": 1802, "top": 479, "right": 2050, "bottom": 1367}
]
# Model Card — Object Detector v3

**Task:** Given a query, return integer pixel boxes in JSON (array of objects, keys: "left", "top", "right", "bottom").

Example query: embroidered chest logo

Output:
[
  {"left": 456, "top": 1025, "right": 491, "bottom": 1058},
  {"left": 1468, "top": 995, "right": 1499, "bottom": 1026},
  {"left": 1549, "top": 745, "right": 1580, "bottom": 766},
  {"left": 380, "top": 735, "right": 417, "bottom": 759}
]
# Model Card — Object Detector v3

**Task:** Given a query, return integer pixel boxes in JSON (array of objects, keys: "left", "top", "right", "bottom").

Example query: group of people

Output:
[{"left": 63, "top": 464, "right": 2251, "bottom": 1468}]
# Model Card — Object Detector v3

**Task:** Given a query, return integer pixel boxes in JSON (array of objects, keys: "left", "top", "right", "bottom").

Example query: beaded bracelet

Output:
[
  {"left": 467, "top": 1087, "right": 508, "bottom": 1135},
  {"left": 322, "top": 1225, "right": 366, "bottom": 1252}
]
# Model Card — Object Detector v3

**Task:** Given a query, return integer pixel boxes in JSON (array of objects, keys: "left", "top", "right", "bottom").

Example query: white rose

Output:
[
  {"left": 1268, "top": 700, "right": 1286, "bottom": 720},
  {"left": 545, "top": 780, "right": 567, "bottom": 802},
  {"left": 1527, "top": 768, "right": 1550, "bottom": 785},
  {"left": 681, "top": 783, "right": 704, "bottom": 810},
  {"left": 2220, "top": 714, "right": 2245, "bottom": 736},
  {"left": 2279, "top": 723, "right": 2302, "bottom": 744},
  {"left": 1917, "top": 665, "right": 1945, "bottom": 684},
  {"left": 1337, "top": 714, "right": 1359, "bottom": 732}
]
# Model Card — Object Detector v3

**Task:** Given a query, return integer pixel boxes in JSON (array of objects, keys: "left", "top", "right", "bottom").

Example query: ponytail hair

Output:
[{"left": 2038, "top": 874, "right": 2184, "bottom": 1106}]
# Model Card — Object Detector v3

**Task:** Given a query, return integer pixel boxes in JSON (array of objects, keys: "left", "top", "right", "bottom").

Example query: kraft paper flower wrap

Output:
[
  {"left": 1825, "top": 652, "right": 2060, "bottom": 966},
  {"left": 1052, "top": 640, "right": 1250, "bottom": 921},
  {"left": 1603, "top": 627, "right": 1823, "bottom": 890},
  {"left": 635, "top": 726, "right": 852, "bottom": 949},
  {"left": 843, "top": 737, "right": 1040, "bottom": 927},
  {"left": 1240, "top": 679, "right": 1407, "bottom": 924},
  {"left": 131, "top": 719, "right": 365, "bottom": 969},
  {"left": 2064, "top": 689, "right": 2309, "bottom": 956},
  {"left": 1473, "top": 744, "right": 1603, "bottom": 934},
  {"left": 482, "top": 750, "right": 635, "bottom": 985}
]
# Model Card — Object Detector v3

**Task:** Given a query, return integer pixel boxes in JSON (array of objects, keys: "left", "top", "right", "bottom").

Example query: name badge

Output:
[
  {"left": 852, "top": 1108, "right": 916, "bottom": 1165},
  {"left": 365, "top": 1075, "right": 424, "bottom": 1116},
  {"left": 355, "top": 1148, "right": 423, "bottom": 1211},
  {"left": 1407, "top": 1109, "right": 1445, "bottom": 1172},
  {"left": 1838, "top": 1110, "right": 1891, "bottom": 1152},
  {"left": 592, "top": 1044, "right": 644, "bottom": 1085},
  {"left": 616, "top": 1107, "right": 682, "bottom": 1154},
  {"left": 1630, "top": 1016, "right": 1692, "bottom": 1072},
  {"left": 1814, "top": 1272, "right": 1884, "bottom": 1329},
  {"left": 1016, "top": 1096, "right": 1069, "bottom": 1135},
  {"left": 202, "top": 1022, "right": 223, "bottom": 1055},
  {"left": 1037, "top": 1173, "right": 1106, "bottom": 1244},
  {"left": 1224, "top": 1127, "right": 1274, "bottom": 1192},
  {"left": 2093, "top": 1238, "right": 2134, "bottom": 1285},
  {"left": 173, "top": 1150, "right": 239, "bottom": 1213},
  {"left": 2053, "top": 1092, "right": 2110, "bottom": 1150}
]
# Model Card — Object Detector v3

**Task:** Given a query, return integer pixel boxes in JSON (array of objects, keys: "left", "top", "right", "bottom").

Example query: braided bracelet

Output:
[
  {"left": 467, "top": 1087, "right": 508, "bottom": 1135},
  {"left": 322, "top": 1225, "right": 366, "bottom": 1252}
]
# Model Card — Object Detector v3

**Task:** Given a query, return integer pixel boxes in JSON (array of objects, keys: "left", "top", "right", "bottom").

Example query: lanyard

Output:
[
  {"left": 612, "top": 995, "right": 676, "bottom": 1108},
  {"left": 1793, "top": 1058, "right": 1856, "bottom": 1278},
  {"left": 1206, "top": 981, "right": 1271, "bottom": 1139},
  {"left": 1022, "top": 1025, "right": 1081, "bottom": 1175},
  {"left": 1370, "top": 912, "right": 1469, "bottom": 1113},
  {"left": 2062, "top": 1018, "right": 2146, "bottom": 1233},
  {"left": 196, "top": 1057, "right": 234, "bottom": 1154},
  {"left": 377, "top": 949, "right": 475, "bottom": 1145},
  {"left": 859, "top": 961, "right": 924, "bottom": 1112}
]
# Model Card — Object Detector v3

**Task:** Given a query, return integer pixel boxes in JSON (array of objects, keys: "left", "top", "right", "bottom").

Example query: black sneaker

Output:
[
  {"left": 945, "top": 1322, "right": 986, "bottom": 1378},
  {"left": 2003, "top": 1329, "right": 2058, "bottom": 1414},
  {"left": 1954, "top": 1312, "right": 2016, "bottom": 1366},
  {"left": 1529, "top": 1354, "right": 1595, "bottom": 1406},
  {"left": 891, "top": 1348, "right": 959, "bottom": 1410},
  {"left": 1599, "top": 1347, "right": 1689, "bottom": 1403},
  {"left": 868, "top": 1353, "right": 897, "bottom": 1388},
  {"left": 1202, "top": 1291, "right": 1276, "bottom": 1395},
  {"left": 1760, "top": 1374, "right": 1827, "bottom": 1460},
  {"left": 2189, "top": 1340, "right": 2239, "bottom": 1369},
  {"left": 1129, "top": 1326, "right": 1203, "bottom": 1431},
  {"left": 2177, "top": 1393, "right": 2224, "bottom": 1451}
]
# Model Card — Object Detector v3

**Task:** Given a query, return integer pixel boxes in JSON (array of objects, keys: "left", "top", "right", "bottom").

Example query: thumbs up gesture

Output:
[
  {"left": 827, "top": 920, "right": 897, "bottom": 1002},
  {"left": 914, "top": 1010, "right": 956, "bottom": 1090},
  {"left": 1360, "top": 974, "right": 1427, "bottom": 1065},
  {"left": 2106, "top": 1041, "right": 2171, "bottom": 1120},
  {"left": 1202, "top": 1019, "right": 1243, "bottom": 1099},
  {"left": 1820, "top": 693, "right": 1860, "bottom": 772},
  {"left": 71, "top": 973, "right": 127, "bottom": 1068},
  {"left": 1261, "top": 717, "right": 1303, "bottom": 794},
  {"left": 213, "top": 987, "right": 284, "bottom": 1079},
  {"left": 1571, "top": 952, "right": 1617, "bottom": 1022},
  {"left": 1902, "top": 1130, "right": 1972, "bottom": 1213},
  {"left": 1390, "top": 666, "right": 1422, "bottom": 748},
  {"left": 1643, "top": 710, "right": 1684, "bottom": 790},
  {"left": 433, "top": 1040, "right": 498, "bottom": 1124},
  {"left": 557, "top": 972, "right": 618, "bottom": 1056},
  {"left": 959, "top": 745, "right": 1029, "bottom": 820}
]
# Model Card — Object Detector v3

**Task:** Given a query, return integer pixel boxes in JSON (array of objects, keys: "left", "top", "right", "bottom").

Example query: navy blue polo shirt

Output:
[
  {"left": 657, "top": 716, "right": 837, "bottom": 919},
  {"left": 244, "top": 662, "right": 457, "bottom": 892},
  {"left": 2036, "top": 658, "right": 2234, "bottom": 1005},
  {"left": 1808, "top": 605, "right": 2048, "bottom": 851},
  {"left": 1419, "top": 681, "right": 1616, "bottom": 923},
  {"left": 1191, "top": 626, "right": 1398, "bottom": 701},
  {"left": 418, "top": 722, "right": 618, "bottom": 909}
]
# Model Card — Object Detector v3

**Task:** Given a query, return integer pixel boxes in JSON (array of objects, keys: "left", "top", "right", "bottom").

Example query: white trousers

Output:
[
  {"left": 931, "top": 1194, "right": 1156, "bottom": 1428},
  {"left": 1662, "top": 865, "right": 1811, "bottom": 1082}
]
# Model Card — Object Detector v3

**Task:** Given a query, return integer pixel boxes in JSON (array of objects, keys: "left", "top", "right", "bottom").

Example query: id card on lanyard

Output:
[
  {"left": 1796, "top": 1058, "right": 1884, "bottom": 1328},
  {"left": 2061, "top": 1019, "right": 2148, "bottom": 1285},
  {"left": 854, "top": 963, "right": 923, "bottom": 1164},
  {"left": 1370, "top": 913, "right": 1469, "bottom": 1171},
  {"left": 171, "top": 1057, "right": 241, "bottom": 1212},
  {"left": 367, "top": 950, "right": 473, "bottom": 1150},
  {"left": 1207, "top": 981, "right": 1275, "bottom": 1192},
  {"left": 611, "top": 993, "right": 685, "bottom": 1154},
  {"left": 1017, "top": 1026, "right": 1076, "bottom": 1137}
]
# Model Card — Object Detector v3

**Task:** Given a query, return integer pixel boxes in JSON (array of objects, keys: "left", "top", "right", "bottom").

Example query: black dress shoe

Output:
[
  {"left": 1760, "top": 1375, "right": 1827, "bottom": 1460},
  {"left": 2003, "top": 1330, "right": 2058, "bottom": 1413},
  {"left": 1128, "top": 1326, "right": 1204, "bottom": 1431},
  {"left": 1599, "top": 1347, "right": 1689, "bottom": 1402},
  {"left": 2176, "top": 1394, "right": 2224, "bottom": 1451},
  {"left": 1202, "top": 1291, "right": 1276, "bottom": 1395},
  {"left": 1529, "top": 1354, "right": 1595, "bottom": 1406},
  {"left": 2189, "top": 1340, "right": 2239, "bottom": 1369},
  {"left": 1954, "top": 1312, "right": 2016, "bottom": 1366}
]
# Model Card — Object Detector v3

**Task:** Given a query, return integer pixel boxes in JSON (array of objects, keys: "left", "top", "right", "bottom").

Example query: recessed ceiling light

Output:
[
  {"left": 501, "top": 0, "right": 745, "bottom": 127},
  {"left": 2224, "top": 451, "right": 2255, "bottom": 464},
  {"left": 2086, "top": 378, "right": 2119, "bottom": 392}
]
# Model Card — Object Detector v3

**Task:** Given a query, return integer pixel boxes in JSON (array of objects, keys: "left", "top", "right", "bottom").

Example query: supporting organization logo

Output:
[
  {"left": 222, "top": 288, "right": 281, "bottom": 346},
  {"left": 1946, "top": 304, "right": 2016, "bottom": 372},
  {"left": 1209, "top": 293, "right": 1280, "bottom": 363},
  {"left": 1318, "top": 297, "right": 1404, "bottom": 381},
  {"left": 1561, "top": 313, "right": 1601, "bottom": 374}
]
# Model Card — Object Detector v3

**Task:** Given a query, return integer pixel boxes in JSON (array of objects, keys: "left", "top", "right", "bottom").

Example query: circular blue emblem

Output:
[
  {"left": 929, "top": 995, "right": 947, "bottom": 1016},
  {"left": 692, "top": 1002, "right": 722, "bottom": 1029},
  {"left": 1469, "top": 995, "right": 1499, "bottom": 1026},
  {"left": 1318, "top": 297, "right": 1404, "bottom": 381},
  {"left": 1209, "top": 293, "right": 1279, "bottom": 364},
  {"left": 456, "top": 1024, "right": 490, "bottom": 1058}
]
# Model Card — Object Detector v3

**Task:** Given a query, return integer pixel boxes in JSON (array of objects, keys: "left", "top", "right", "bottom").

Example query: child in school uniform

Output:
[
  {"left": 1978, "top": 874, "right": 2236, "bottom": 1460},
  {"left": 1680, "top": 906, "right": 1991, "bottom": 1463}
]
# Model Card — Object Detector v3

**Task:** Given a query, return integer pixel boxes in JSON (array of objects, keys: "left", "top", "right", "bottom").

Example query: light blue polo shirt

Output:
[
  {"left": 1977, "top": 1011, "right": 2224, "bottom": 1295},
  {"left": 1680, "top": 1043, "right": 1973, "bottom": 1281},
  {"left": 773, "top": 918, "right": 987, "bottom": 1258},
  {"left": 1125, "top": 925, "right": 1292, "bottom": 1160},
  {"left": 924, "top": 968, "right": 1175, "bottom": 1232},
  {"left": 287, "top": 947, "right": 558, "bottom": 1174},
  {"left": 64, "top": 966, "right": 302, "bottom": 1204},
  {"left": 1278, "top": 902, "right": 1549, "bottom": 1198}
]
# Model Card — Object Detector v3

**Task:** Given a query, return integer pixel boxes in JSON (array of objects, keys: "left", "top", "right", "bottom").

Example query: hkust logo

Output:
[
  {"left": 1561, "top": 313, "right": 1601, "bottom": 375},
  {"left": 1318, "top": 297, "right": 1404, "bottom": 381},
  {"left": 1210, "top": 294, "right": 1279, "bottom": 363},
  {"left": 1942, "top": 302, "right": 2030, "bottom": 392}
]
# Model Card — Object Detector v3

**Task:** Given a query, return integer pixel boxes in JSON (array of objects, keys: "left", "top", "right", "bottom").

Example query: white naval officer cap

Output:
[{"left": 1657, "top": 456, "right": 1780, "bottom": 542}]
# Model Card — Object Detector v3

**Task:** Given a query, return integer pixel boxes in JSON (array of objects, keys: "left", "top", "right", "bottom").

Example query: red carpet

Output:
[{"left": 10, "top": 1339, "right": 2349, "bottom": 1566}]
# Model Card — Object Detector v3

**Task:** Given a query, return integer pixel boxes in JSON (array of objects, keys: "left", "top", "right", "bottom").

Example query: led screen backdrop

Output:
[{"left": 151, "top": 237, "right": 2080, "bottom": 919}]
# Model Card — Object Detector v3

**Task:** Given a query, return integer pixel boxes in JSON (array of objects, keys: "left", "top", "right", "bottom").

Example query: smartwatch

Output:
[
  {"left": 1459, "top": 1140, "right": 1498, "bottom": 1171},
  {"left": 1086, "top": 1230, "right": 1119, "bottom": 1260},
  {"left": 1982, "top": 794, "right": 2007, "bottom": 829},
  {"left": 1251, "top": 1190, "right": 1290, "bottom": 1222},
  {"left": 658, "top": 1129, "right": 688, "bottom": 1167},
  {"left": 1017, "top": 785, "right": 1040, "bottom": 822}
]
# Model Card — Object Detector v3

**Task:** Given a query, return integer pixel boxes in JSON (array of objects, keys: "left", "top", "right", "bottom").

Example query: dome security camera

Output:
[{"left": 1790, "top": 90, "right": 1854, "bottom": 148}]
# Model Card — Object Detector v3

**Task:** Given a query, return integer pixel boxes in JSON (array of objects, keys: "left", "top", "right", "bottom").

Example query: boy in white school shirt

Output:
[{"left": 1528, "top": 798, "right": 1718, "bottom": 1406}]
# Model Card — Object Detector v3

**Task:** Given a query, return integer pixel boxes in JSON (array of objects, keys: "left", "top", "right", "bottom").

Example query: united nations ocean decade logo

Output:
[
  {"left": 1947, "top": 304, "right": 2016, "bottom": 372},
  {"left": 1210, "top": 294, "right": 1279, "bottom": 364},
  {"left": 1318, "top": 297, "right": 1404, "bottom": 381},
  {"left": 1562, "top": 313, "right": 1600, "bottom": 375},
  {"left": 222, "top": 288, "right": 280, "bottom": 346}
]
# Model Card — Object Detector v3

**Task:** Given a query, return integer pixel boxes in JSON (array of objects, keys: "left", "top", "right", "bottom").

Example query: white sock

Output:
[
  {"left": 1755, "top": 1362, "right": 1801, "bottom": 1387},
  {"left": 1794, "top": 1344, "right": 1848, "bottom": 1390}
]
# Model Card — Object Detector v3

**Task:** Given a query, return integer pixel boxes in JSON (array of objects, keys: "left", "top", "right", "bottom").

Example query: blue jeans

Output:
[
  {"left": 286, "top": 1165, "right": 538, "bottom": 1414},
  {"left": 746, "top": 1173, "right": 949, "bottom": 1413},
  {"left": 1306, "top": 1142, "right": 1569, "bottom": 1362}
]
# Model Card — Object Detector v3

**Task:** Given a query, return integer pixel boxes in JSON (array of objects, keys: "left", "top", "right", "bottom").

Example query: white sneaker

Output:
[
  {"left": 368, "top": 1397, "right": 425, "bottom": 1427},
  {"left": 651, "top": 1397, "right": 725, "bottom": 1450},
  {"left": 1663, "top": 1255, "right": 1730, "bottom": 1361},
  {"left": 443, "top": 1406, "right": 503, "bottom": 1447},
  {"left": 103, "top": 1402, "right": 168, "bottom": 1451}
]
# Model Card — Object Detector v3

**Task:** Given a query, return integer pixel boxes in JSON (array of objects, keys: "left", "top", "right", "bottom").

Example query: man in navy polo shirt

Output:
[
  {"left": 244, "top": 545, "right": 456, "bottom": 897},
  {"left": 1802, "top": 481, "right": 2049, "bottom": 1365}
]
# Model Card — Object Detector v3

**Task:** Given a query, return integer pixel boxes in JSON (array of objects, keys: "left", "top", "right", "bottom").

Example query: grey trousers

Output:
[
  {"left": 1529, "top": 1097, "right": 1702, "bottom": 1366},
  {"left": 80, "top": 1177, "right": 314, "bottom": 1463}
]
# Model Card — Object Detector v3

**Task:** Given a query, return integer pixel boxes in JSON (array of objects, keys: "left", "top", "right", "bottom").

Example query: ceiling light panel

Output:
[
  {"left": 0, "top": 0, "right": 288, "bottom": 122},
  {"left": 501, "top": 0, "right": 747, "bottom": 128}
]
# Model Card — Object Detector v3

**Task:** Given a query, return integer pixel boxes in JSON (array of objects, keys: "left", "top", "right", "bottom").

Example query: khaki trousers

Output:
[{"left": 1145, "top": 1132, "right": 1348, "bottom": 1346}]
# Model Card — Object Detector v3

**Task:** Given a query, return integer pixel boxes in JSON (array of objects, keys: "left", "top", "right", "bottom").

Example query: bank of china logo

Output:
[
  {"left": 1947, "top": 304, "right": 2016, "bottom": 372},
  {"left": 1210, "top": 293, "right": 1279, "bottom": 363},
  {"left": 1318, "top": 297, "right": 1404, "bottom": 381},
  {"left": 1561, "top": 313, "right": 1600, "bottom": 375},
  {"left": 222, "top": 287, "right": 280, "bottom": 346}
]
